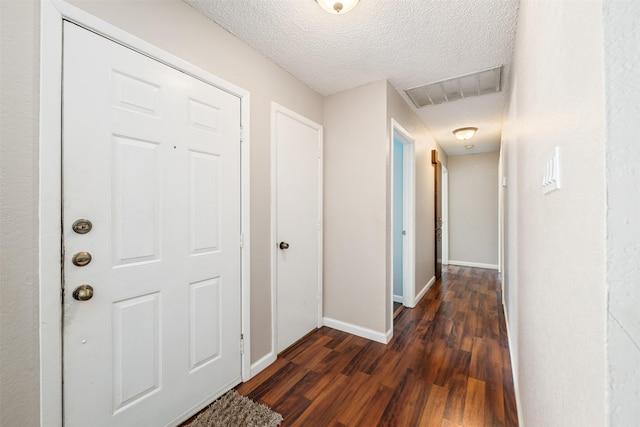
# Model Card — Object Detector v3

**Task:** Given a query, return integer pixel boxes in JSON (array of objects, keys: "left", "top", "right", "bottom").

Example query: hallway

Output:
[{"left": 235, "top": 266, "right": 518, "bottom": 426}]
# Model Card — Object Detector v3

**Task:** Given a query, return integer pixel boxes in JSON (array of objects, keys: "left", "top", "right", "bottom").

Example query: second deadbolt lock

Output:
[
  {"left": 72, "top": 251, "right": 92, "bottom": 267},
  {"left": 72, "top": 219, "right": 92, "bottom": 234}
]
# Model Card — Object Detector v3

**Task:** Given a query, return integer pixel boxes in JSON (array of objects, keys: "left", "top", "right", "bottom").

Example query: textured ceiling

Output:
[{"left": 185, "top": 0, "right": 519, "bottom": 156}]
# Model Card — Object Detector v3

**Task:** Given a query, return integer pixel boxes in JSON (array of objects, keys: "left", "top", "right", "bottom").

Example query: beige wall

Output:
[
  {"left": 323, "top": 81, "right": 445, "bottom": 336},
  {"left": 0, "top": 1, "right": 41, "bottom": 426},
  {"left": 65, "top": 0, "right": 324, "bottom": 363},
  {"left": 501, "top": 1, "right": 607, "bottom": 425},
  {"left": 323, "top": 81, "right": 388, "bottom": 333},
  {"left": 448, "top": 152, "right": 499, "bottom": 267}
]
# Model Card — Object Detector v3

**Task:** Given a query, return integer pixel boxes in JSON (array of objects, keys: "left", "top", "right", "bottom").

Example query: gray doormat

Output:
[{"left": 188, "top": 390, "right": 283, "bottom": 427}]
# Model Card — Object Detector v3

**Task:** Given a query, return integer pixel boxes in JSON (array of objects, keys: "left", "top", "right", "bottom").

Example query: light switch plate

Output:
[{"left": 543, "top": 147, "right": 561, "bottom": 194}]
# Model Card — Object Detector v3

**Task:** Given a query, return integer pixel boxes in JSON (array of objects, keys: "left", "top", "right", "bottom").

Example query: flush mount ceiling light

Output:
[
  {"left": 315, "top": 0, "right": 360, "bottom": 14},
  {"left": 453, "top": 127, "right": 478, "bottom": 141}
]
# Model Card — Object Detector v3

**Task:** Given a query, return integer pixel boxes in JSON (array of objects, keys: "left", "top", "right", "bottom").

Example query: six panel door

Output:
[{"left": 62, "top": 22, "right": 242, "bottom": 426}]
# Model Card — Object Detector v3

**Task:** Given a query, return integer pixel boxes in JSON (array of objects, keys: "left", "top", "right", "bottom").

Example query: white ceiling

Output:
[{"left": 184, "top": 0, "right": 519, "bottom": 156}]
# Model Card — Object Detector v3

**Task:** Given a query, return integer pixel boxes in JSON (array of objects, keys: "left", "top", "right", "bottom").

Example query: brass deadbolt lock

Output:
[
  {"left": 72, "top": 251, "right": 92, "bottom": 267},
  {"left": 72, "top": 219, "right": 93, "bottom": 234}
]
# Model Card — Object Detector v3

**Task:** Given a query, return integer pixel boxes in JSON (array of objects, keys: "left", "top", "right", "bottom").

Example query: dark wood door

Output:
[{"left": 432, "top": 150, "right": 442, "bottom": 279}]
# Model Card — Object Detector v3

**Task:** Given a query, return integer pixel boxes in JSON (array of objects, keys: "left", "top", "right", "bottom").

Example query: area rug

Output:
[{"left": 189, "top": 390, "right": 283, "bottom": 427}]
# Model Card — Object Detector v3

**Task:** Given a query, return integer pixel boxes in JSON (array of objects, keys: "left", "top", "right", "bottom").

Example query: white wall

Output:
[
  {"left": 501, "top": 1, "right": 607, "bottom": 425},
  {"left": 0, "top": 1, "right": 41, "bottom": 426},
  {"left": 500, "top": 76, "right": 519, "bottom": 386},
  {"left": 603, "top": 1, "right": 640, "bottom": 424},
  {"left": 323, "top": 80, "right": 388, "bottom": 335},
  {"left": 448, "top": 152, "right": 499, "bottom": 268}
]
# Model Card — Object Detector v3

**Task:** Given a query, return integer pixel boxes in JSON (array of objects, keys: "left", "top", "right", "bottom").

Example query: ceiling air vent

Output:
[{"left": 405, "top": 66, "right": 502, "bottom": 108}]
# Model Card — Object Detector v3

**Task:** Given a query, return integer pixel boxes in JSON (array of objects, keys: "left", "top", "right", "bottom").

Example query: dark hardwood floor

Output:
[{"left": 196, "top": 265, "right": 518, "bottom": 426}]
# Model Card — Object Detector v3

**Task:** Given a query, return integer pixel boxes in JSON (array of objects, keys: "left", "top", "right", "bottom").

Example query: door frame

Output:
[
  {"left": 269, "top": 102, "right": 323, "bottom": 360},
  {"left": 39, "top": 1, "right": 251, "bottom": 424},
  {"left": 389, "top": 119, "right": 416, "bottom": 328},
  {"left": 442, "top": 165, "right": 449, "bottom": 265}
]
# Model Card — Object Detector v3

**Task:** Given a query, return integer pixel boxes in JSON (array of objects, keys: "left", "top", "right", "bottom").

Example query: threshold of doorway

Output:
[{"left": 393, "top": 302, "right": 404, "bottom": 319}]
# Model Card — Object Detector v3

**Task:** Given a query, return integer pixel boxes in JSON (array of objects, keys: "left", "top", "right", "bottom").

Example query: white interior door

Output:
[
  {"left": 273, "top": 105, "right": 322, "bottom": 353},
  {"left": 62, "top": 23, "right": 242, "bottom": 426}
]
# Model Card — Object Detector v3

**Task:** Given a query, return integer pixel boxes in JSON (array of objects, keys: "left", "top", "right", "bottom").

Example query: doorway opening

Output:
[
  {"left": 433, "top": 150, "right": 442, "bottom": 279},
  {"left": 392, "top": 137, "right": 404, "bottom": 305}
]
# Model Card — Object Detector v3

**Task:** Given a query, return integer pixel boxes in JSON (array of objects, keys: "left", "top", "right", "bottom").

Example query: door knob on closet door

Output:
[{"left": 279, "top": 242, "right": 290, "bottom": 250}]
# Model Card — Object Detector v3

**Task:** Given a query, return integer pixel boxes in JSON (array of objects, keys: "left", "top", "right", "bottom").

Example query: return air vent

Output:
[{"left": 405, "top": 66, "right": 502, "bottom": 108}]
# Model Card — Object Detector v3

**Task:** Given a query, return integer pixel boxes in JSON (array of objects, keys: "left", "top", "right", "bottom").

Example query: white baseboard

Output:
[
  {"left": 415, "top": 276, "right": 436, "bottom": 305},
  {"left": 502, "top": 301, "right": 524, "bottom": 427},
  {"left": 249, "top": 351, "right": 277, "bottom": 379},
  {"left": 323, "top": 317, "right": 389, "bottom": 344},
  {"left": 448, "top": 260, "right": 499, "bottom": 270},
  {"left": 393, "top": 294, "right": 403, "bottom": 303}
]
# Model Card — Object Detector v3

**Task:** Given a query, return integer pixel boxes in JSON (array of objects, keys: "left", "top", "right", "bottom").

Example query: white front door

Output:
[
  {"left": 273, "top": 105, "right": 322, "bottom": 353},
  {"left": 62, "top": 23, "right": 242, "bottom": 426}
]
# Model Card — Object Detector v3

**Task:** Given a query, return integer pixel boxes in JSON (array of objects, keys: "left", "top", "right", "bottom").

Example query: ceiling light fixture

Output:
[
  {"left": 315, "top": 0, "right": 360, "bottom": 14},
  {"left": 453, "top": 127, "right": 478, "bottom": 141}
]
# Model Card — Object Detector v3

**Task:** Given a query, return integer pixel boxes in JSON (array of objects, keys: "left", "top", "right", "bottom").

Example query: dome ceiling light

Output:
[
  {"left": 453, "top": 127, "right": 478, "bottom": 141},
  {"left": 315, "top": 0, "right": 360, "bottom": 14}
]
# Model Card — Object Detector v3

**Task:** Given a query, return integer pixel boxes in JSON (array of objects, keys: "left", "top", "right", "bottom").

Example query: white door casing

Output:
[
  {"left": 271, "top": 103, "right": 323, "bottom": 354},
  {"left": 389, "top": 119, "right": 416, "bottom": 335},
  {"left": 442, "top": 165, "right": 449, "bottom": 265},
  {"left": 62, "top": 22, "right": 242, "bottom": 426}
]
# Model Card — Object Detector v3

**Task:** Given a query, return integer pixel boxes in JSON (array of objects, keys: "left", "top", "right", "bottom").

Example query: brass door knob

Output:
[{"left": 72, "top": 284, "right": 94, "bottom": 301}]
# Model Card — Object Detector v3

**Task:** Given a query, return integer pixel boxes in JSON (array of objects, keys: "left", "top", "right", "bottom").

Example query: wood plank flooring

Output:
[{"left": 194, "top": 266, "right": 518, "bottom": 426}]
